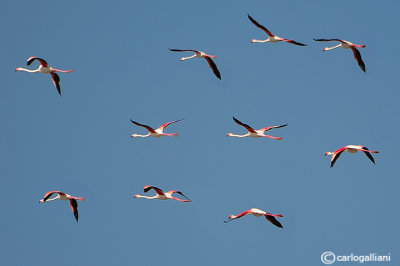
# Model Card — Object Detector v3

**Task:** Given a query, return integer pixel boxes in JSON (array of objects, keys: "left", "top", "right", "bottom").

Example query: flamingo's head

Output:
[
  {"left": 322, "top": 48, "right": 328, "bottom": 52},
  {"left": 15, "top": 67, "right": 22, "bottom": 72},
  {"left": 226, "top": 133, "right": 233, "bottom": 137},
  {"left": 130, "top": 134, "right": 138, "bottom": 138},
  {"left": 133, "top": 194, "right": 139, "bottom": 198},
  {"left": 325, "top": 152, "right": 333, "bottom": 156},
  {"left": 228, "top": 215, "right": 235, "bottom": 219},
  {"left": 180, "top": 57, "right": 186, "bottom": 61},
  {"left": 251, "top": 39, "right": 256, "bottom": 43},
  {"left": 38, "top": 199, "right": 45, "bottom": 203}
]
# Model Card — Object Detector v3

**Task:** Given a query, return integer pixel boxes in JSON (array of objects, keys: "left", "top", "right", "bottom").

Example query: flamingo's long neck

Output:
[
  {"left": 45, "top": 195, "right": 60, "bottom": 202},
  {"left": 251, "top": 39, "right": 269, "bottom": 43},
  {"left": 134, "top": 194, "right": 158, "bottom": 200},
  {"left": 323, "top": 44, "right": 341, "bottom": 51},
  {"left": 180, "top": 54, "right": 197, "bottom": 61},
  {"left": 131, "top": 133, "right": 151, "bottom": 138},
  {"left": 15, "top": 67, "right": 40, "bottom": 73},
  {"left": 228, "top": 133, "right": 249, "bottom": 138}
]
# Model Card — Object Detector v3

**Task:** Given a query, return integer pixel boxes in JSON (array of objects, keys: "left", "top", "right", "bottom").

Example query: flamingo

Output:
[
  {"left": 325, "top": 145, "right": 379, "bottom": 167},
  {"left": 248, "top": 14, "right": 307, "bottom": 46},
  {"left": 38, "top": 191, "right": 85, "bottom": 222},
  {"left": 224, "top": 208, "right": 283, "bottom": 228},
  {"left": 313, "top": 38, "right": 366, "bottom": 72},
  {"left": 227, "top": 116, "right": 287, "bottom": 140},
  {"left": 15, "top": 57, "right": 73, "bottom": 96},
  {"left": 169, "top": 49, "right": 221, "bottom": 80},
  {"left": 134, "top": 185, "right": 191, "bottom": 202},
  {"left": 130, "top": 118, "right": 182, "bottom": 138}
]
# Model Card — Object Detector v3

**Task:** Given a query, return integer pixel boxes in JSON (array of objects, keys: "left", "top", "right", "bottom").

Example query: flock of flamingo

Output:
[{"left": 17, "top": 14, "right": 377, "bottom": 226}]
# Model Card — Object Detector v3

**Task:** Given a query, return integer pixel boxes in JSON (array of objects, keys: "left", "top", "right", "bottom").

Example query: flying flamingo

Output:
[
  {"left": 224, "top": 208, "right": 283, "bottom": 228},
  {"left": 15, "top": 57, "right": 73, "bottom": 96},
  {"left": 227, "top": 116, "right": 287, "bottom": 140},
  {"left": 38, "top": 191, "right": 85, "bottom": 222},
  {"left": 134, "top": 185, "right": 191, "bottom": 202},
  {"left": 130, "top": 118, "right": 182, "bottom": 138},
  {"left": 325, "top": 145, "right": 379, "bottom": 167},
  {"left": 313, "top": 38, "right": 366, "bottom": 72},
  {"left": 248, "top": 14, "right": 307, "bottom": 46},
  {"left": 169, "top": 49, "right": 221, "bottom": 80}
]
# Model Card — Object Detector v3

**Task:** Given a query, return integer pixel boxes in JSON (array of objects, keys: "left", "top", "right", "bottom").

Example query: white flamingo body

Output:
[
  {"left": 224, "top": 208, "right": 283, "bottom": 228},
  {"left": 130, "top": 118, "right": 182, "bottom": 138},
  {"left": 169, "top": 48, "right": 221, "bottom": 80},
  {"left": 248, "top": 14, "right": 307, "bottom": 46},
  {"left": 227, "top": 116, "right": 287, "bottom": 140},
  {"left": 313, "top": 38, "right": 366, "bottom": 72},
  {"left": 325, "top": 144, "right": 379, "bottom": 167},
  {"left": 134, "top": 186, "right": 191, "bottom": 202},
  {"left": 38, "top": 191, "right": 85, "bottom": 222},
  {"left": 15, "top": 57, "right": 73, "bottom": 96}
]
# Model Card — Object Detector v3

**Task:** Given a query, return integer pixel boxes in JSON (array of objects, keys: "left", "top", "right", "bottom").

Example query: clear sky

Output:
[{"left": 1, "top": 1, "right": 399, "bottom": 265}]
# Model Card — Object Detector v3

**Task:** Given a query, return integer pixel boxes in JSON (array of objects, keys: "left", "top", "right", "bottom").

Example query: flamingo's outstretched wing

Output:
[
  {"left": 351, "top": 47, "right": 366, "bottom": 72},
  {"left": 144, "top": 186, "right": 165, "bottom": 195},
  {"left": 168, "top": 48, "right": 199, "bottom": 53},
  {"left": 130, "top": 119, "right": 156, "bottom": 133},
  {"left": 247, "top": 14, "right": 274, "bottom": 37},
  {"left": 282, "top": 39, "right": 307, "bottom": 46},
  {"left": 265, "top": 214, "right": 283, "bottom": 228},
  {"left": 232, "top": 117, "right": 256, "bottom": 133},
  {"left": 69, "top": 199, "right": 79, "bottom": 222},
  {"left": 169, "top": 190, "right": 191, "bottom": 202},
  {"left": 258, "top": 123, "right": 288, "bottom": 132},
  {"left": 361, "top": 146, "right": 375, "bottom": 164},
  {"left": 27, "top": 57, "right": 48, "bottom": 67},
  {"left": 313, "top": 38, "right": 343, "bottom": 42},
  {"left": 42, "top": 191, "right": 63, "bottom": 201},
  {"left": 330, "top": 148, "right": 346, "bottom": 168},
  {"left": 204, "top": 56, "right": 221, "bottom": 80},
  {"left": 50, "top": 72, "right": 61, "bottom": 96},
  {"left": 157, "top": 119, "right": 183, "bottom": 131}
]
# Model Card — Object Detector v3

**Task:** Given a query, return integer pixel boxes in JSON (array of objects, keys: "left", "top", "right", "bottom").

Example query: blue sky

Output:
[{"left": 1, "top": 1, "right": 399, "bottom": 265}]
